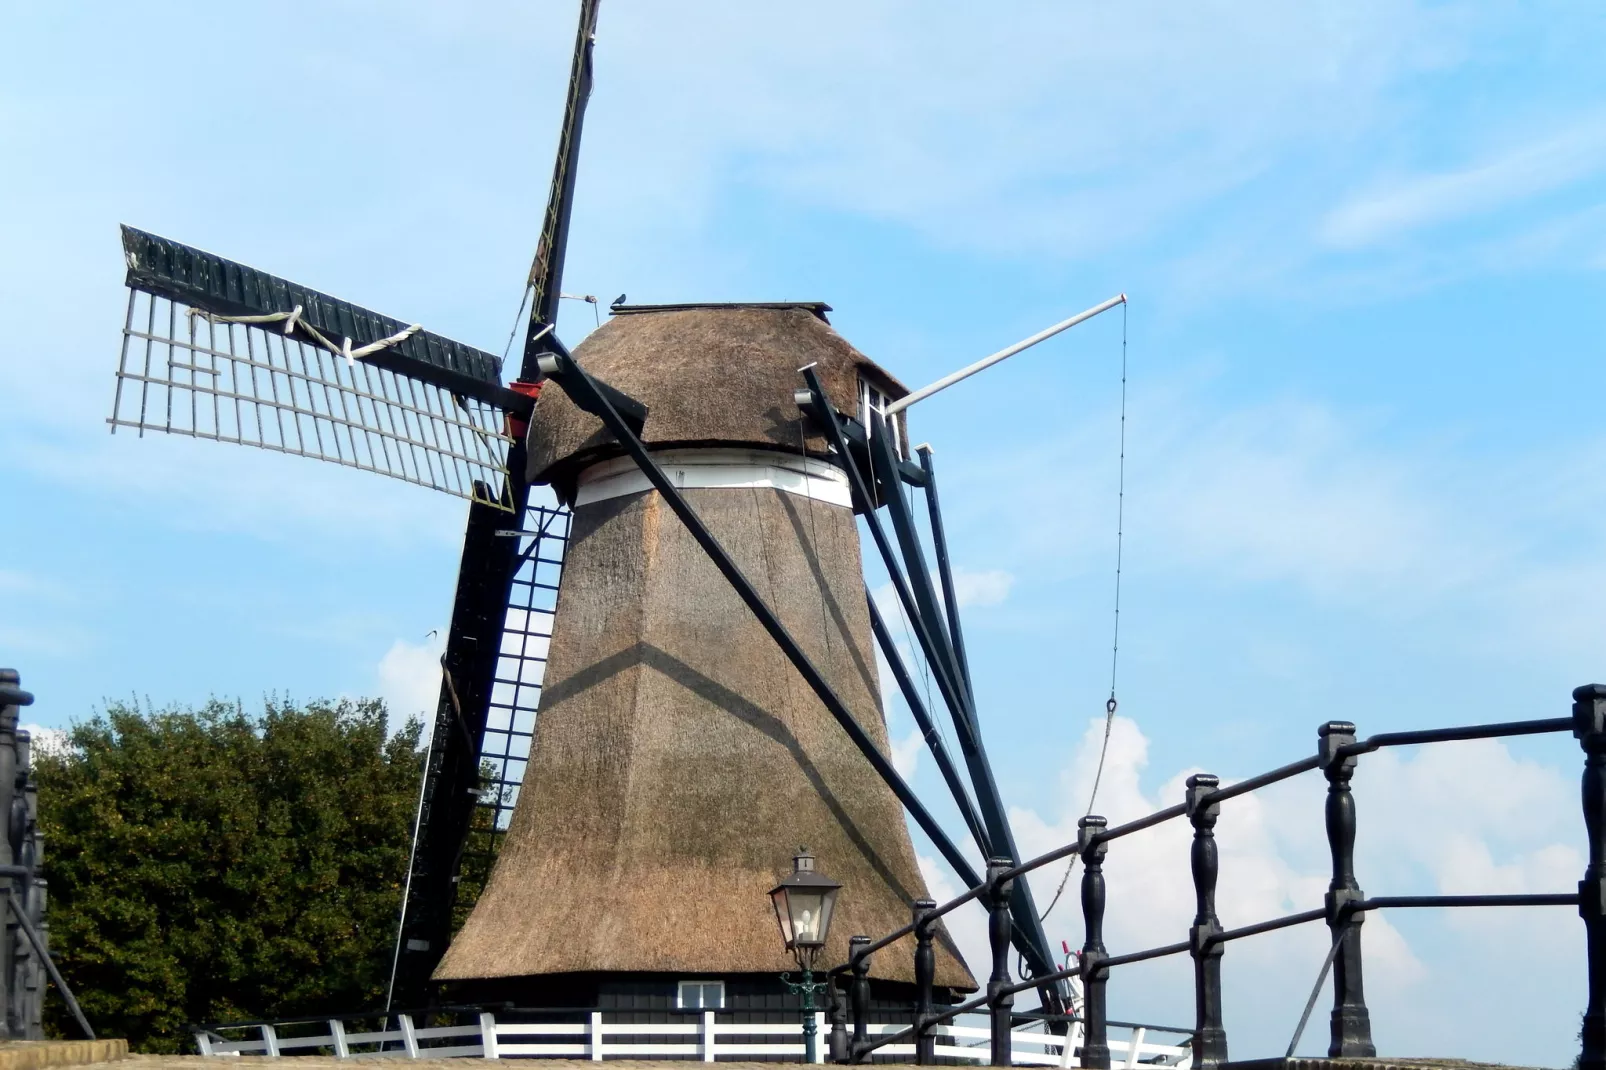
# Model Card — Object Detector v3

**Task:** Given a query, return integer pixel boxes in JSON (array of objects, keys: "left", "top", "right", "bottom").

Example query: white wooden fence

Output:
[{"left": 195, "top": 1010, "right": 1192, "bottom": 1065}]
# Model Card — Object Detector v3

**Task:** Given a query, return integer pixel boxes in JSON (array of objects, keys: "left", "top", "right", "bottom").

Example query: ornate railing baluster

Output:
[
  {"left": 1576, "top": 684, "right": 1606, "bottom": 1070},
  {"left": 1186, "top": 774, "right": 1227, "bottom": 1068},
  {"left": 849, "top": 935, "right": 871, "bottom": 1064},
  {"left": 1319, "top": 721, "right": 1374, "bottom": 1057},
  {"left": 912, "top": 897, "right": 937, "bottom": 1065},
  {"left": 828, "top": 971, "right": 849, "bottom": 1064},
  {"left": 1079, "top": 816, "right": 1111, "bottom": 1070},
  {"left": 987, "top": 859, "right": 1015, "bottom": 1067}
]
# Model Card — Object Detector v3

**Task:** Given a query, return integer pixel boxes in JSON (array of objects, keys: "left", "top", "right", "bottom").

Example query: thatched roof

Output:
[
  {"left": 435, "top": 485, "right": 974, "bottom": 991},
  {"left": 526, "top": 305, "right": 908, "bottom": 502}
]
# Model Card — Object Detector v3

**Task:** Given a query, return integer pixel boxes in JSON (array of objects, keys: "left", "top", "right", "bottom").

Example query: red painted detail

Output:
[{"left": 505, "top": 380, "right": 544, "bottom": 440}]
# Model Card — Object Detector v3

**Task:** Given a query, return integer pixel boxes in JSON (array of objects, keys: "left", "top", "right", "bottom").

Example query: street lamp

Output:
[{"left": 770, "top": 847, "right": 841, "bottom": 1063}]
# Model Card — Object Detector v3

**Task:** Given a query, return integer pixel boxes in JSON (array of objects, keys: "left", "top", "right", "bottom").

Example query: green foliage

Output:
[{"left": 34, "top": 697, "right": 423, "bottom": 1052}]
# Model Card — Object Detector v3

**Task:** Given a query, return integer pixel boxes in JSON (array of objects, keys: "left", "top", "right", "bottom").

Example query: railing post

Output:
[
  {"left": 1575, "top": 684, "right": 1606, "bottom": 1070},
  {"left": 1079, "top": 816, "right": 1111, "bottom": 1070},
  {"left": 589, "top": 1010, "right": 603, "bottom": 1062},
  {"left": 1318, "top": 721, "right": 1374, "bottom": 1058},
  {"left": 397, "top": 1014, "right": 419, "bottom": 1059},
  {"left": 0, "top": 669, "right": 25, "bottom": 1043},
  {"left": 913, "top": 897, "right": 937, "bottom": 1065},
  {"left": 850, "top": 935, "right": 872, "bottom": 1063},
  {"left": 1186, "top": 774, "right": 1227, "bottom": 1069},
  {"left": 827, "top": 973, "right": 849, "bottom": 1063},
  {"left": 261, "top": 1023, "right": 281, "bottom": 1058},
  {"left": 987, "top": 858, "right": 1016, "bottom": 1067},
  {"left": 331, "top": 1018, "right": 351, "bottom": 1059}
]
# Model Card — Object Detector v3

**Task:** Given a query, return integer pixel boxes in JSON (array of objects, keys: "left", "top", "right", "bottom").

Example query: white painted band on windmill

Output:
[
  {"left": 884, "top": 292, "right": 1127, "bottom": 415},
  {"left": 574, "top": 448, "right": 852, "bottom": 509}
]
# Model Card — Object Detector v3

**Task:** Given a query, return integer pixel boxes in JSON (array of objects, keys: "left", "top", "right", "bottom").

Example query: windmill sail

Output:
[
  {"left": 111, "top": 226, "right": 519, "bottom": 511},
  {"left": 389, "top": 0, "right": 601, "bottom": 1007}
]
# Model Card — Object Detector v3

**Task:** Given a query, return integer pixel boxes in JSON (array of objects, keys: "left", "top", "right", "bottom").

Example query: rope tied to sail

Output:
[{"left": 187, "top": 304, "right": 422, "bottom": 368}]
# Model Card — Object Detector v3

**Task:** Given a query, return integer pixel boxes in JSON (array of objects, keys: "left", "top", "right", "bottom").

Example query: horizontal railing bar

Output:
[
  {"left": 1001, "top": 961, "right": 1084, "bottom": 998},
  {"left": 1210, "top": 907, "right": 1326, "bottom": 946},
  {"left": 1011, "top": 1012, "right": 1194, "bottom": 1035},
  {"left": 1340, "top": 717, "right": 1572, "bottom": 757},
  {"left": 855, "top": 992, "right": 993, "bottom": 1057},
  {"left": 1097, "top": 802, "right": 1190, "bottom": 846},
  {"left": 1099, "top": 939, "right": 1192, "bottom": 971},
  {"left": 1204, "top": 756, "right": 1321, "bottom": 805},
  {"left": 1351, "top": 893, "right": 1579, "bottom": 911}
]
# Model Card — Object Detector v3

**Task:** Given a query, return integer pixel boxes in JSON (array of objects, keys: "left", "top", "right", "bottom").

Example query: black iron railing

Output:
[
  {"left": 0, "top": 669, "right": 93, "bottom": 1041},
  {"left": 825, "top": 687, "right": 1606, "bottom": 1068}
]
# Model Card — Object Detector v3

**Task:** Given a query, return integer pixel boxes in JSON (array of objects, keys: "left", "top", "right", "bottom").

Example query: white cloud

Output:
[
  {"left": 19, "top": 723, "right": 69, "bottom": 757},
  {"left": 1321, "top": 114, "right": 1606, "bottom": 248},
  {"left": 891, "top": 725, "right": 924, "bottom": 781},
  {"left": 376, "top": 633, "right": 445, "bottom": 729},
  {"left": 952, "top": 568, "right": 1014, "bottom": 609}
]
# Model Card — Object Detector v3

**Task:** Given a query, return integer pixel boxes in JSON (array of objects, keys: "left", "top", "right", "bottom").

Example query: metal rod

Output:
[
  {"left": 864, "top": 409, "right": 1061, "bottom": 992},
  {"left": 867, "top": 594, "right": 992, "bottom": 853},
  {"left": 1339, "top": 716, "right": 1573, "bottom": 757},
  {"left": 801, "top": 371, "right": 1062, "bottom": 998},
  {"left": 916, "top": 446, "right": 973, "bottom": 695},
  {"left": 1287, "top": 929, "right": 1347, "bottom": 1058},
  {"left": 1208, "top": 907, "right": 1325, "bottom": 946},
  {"left": 1350, "top": 893, "right": 1579, "bottom": 911},
  {"left": 1202, "top": 755, "right": 1321, "bottom": 806},
  {"left": 885, "top": 294, "right": 1127, "bottom": 415}
]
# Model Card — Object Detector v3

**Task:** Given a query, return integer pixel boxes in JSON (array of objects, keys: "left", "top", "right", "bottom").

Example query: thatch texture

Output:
[
  {"left": 525, "top": 305, "right": 908, "bottom": 503},
  {"left": 435, "top": 485, "right": 973, "bottom": 990}
]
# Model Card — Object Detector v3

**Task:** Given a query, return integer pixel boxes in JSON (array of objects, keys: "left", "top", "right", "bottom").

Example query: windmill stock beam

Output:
[{"left": 389, "top": 471, "right": 531, "bottom": 1009}]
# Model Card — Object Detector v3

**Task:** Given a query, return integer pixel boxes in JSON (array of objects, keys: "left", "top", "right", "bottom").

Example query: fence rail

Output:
[
  {"left": 194, "top": 1008, "right": 1194, "bottom": 1066},
  {"left": 827, "top": 689, "right": 1606, "bottom": 1070}
]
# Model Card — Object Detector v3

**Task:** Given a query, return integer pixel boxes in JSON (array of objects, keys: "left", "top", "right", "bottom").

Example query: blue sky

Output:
[{"left": 5, "top": 2, "right": 1604, "bottom": 1063}]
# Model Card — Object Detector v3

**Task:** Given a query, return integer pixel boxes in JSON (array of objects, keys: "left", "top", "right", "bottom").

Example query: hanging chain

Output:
[{"left": 1039, "top": 300, "right": 1128, "bottom": 926}]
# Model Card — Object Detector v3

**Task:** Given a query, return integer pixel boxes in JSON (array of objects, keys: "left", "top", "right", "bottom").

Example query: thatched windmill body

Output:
[{"left": 104, "top": 0, "right": 1087, "bottom": 1018}]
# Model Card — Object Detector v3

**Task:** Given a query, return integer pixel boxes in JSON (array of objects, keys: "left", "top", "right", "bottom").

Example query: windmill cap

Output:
[{"left": 526, "top": 304, "right": 907, "bottom": 502}]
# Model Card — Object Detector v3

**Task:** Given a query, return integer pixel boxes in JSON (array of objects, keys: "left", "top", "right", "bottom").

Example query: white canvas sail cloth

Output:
[{"left": 574, "top": 448, "right": 852, "bottom": 508}]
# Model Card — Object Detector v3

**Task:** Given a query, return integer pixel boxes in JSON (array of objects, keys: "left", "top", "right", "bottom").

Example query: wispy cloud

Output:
[{"left": 1321, "top": 114, "right": 1606, "bottom": 248}]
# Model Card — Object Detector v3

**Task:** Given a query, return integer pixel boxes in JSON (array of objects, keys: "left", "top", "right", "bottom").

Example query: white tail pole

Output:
[{"left": 884, "top": 293, "right": 1126, "bottom": 415}]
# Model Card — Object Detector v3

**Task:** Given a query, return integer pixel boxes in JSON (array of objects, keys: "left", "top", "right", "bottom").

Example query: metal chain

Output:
[{"left": 1039, "top": 300, "right": 1129, "bottom": 925}]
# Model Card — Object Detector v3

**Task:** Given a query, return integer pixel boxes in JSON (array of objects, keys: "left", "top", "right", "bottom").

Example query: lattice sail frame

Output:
[
  {"left": 454, "top": 504, "right": 569, "bottom": 907},
  {"left": 110, "top": 227, "right": 518, "bottom": 511}
]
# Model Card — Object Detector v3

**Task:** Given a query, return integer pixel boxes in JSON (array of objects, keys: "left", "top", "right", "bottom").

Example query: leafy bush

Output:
[{"left": 34, "top": 698, "right": 423, "bottom": 1051}]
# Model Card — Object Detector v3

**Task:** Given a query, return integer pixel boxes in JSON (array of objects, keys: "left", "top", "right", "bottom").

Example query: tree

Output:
[{"left": 33, "top": 697, "right": 423, "bottom": 1052}]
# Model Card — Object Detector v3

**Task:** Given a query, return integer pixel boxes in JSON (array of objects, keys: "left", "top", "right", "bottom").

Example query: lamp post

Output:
[{"left": 770, "top": 847, "right": 842, "bottom": 1064}]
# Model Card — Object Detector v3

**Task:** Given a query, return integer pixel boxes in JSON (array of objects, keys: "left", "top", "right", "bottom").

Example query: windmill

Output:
[{"left": 105, "top": 0, "right": 1123, "bottom": 1021}]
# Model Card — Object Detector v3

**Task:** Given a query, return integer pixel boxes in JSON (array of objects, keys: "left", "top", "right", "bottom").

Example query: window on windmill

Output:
[
  {"left": 676, "top": 980, "right": 726, "bottom": 1010},
  {"left": 858, "top": 376, "right": 905, "bottom": 459}
]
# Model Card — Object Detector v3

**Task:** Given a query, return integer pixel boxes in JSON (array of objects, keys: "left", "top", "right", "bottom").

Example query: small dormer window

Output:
[
  {"left": 859, "top": 376, "right": 904, "bottom": 459},
  {"left": 677, "top": 980, "right": 726, "bottom": 1009}
]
